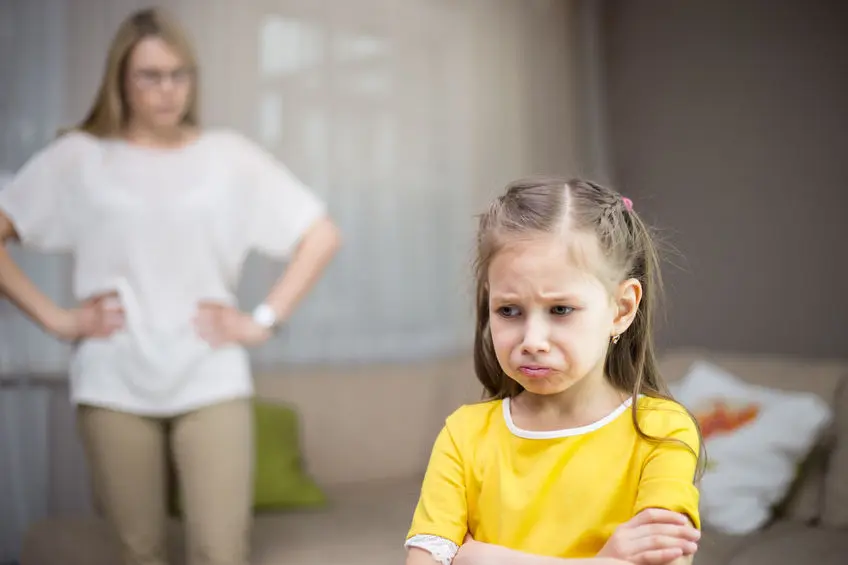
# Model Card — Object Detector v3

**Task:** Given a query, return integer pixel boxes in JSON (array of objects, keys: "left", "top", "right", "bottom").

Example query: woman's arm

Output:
[
  {"left": 0, "top": 212, "right": 121, "bottom": 341},
  {"left": 260, "top": 216, "right": 340, "bottom": 322},
  {"left": 195, "top": 216, "right": 339, "bottom": 347},
  {"left": 0, "top": 134, "right": 121, "bottom": 341},
  {"left": 0, "top": 212, "right": 70, "bottom": 338},
  {"left": 228, "top": 132, "right": 342, "bottom": 328}
]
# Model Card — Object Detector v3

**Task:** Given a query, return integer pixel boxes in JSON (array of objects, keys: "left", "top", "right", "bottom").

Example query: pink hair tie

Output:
[{"left": 622, "top": 197, "right": 633, "bottom": 212}]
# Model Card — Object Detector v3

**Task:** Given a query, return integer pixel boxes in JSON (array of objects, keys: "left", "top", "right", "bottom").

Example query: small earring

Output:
[{"left": 611, "top": 334, "right": 621, "bottom": 344}]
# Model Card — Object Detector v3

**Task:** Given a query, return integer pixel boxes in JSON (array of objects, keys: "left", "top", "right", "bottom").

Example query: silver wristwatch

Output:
[{"left": 251, "top": 303, "right": 279, "bottom": 331}]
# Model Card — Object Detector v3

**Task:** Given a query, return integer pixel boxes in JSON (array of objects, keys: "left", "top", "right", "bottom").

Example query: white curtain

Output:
[
  {"left": 1, "top": 1, "right": 67, "bottom": 561},
  {"left": 0, "top": 0, "right": 595, "bottom": 559}
]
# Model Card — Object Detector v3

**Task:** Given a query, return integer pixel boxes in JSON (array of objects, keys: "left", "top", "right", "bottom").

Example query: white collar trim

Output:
[{"left": 502, "top": 395, "right": 634, "bottom": 439}]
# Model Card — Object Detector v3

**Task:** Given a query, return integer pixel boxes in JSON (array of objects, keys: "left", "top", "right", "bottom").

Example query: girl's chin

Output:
[{"left": 512, "top": 375, "right": 577, "bottom": 396}]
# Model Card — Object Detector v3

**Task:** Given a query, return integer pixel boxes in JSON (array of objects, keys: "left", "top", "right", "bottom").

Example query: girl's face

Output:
[
  {"left": 123, "top": 36, "right": 193, "bottom": 131},
  {"left": 487, "top": 233, "right": 639, "bottom": 398}
]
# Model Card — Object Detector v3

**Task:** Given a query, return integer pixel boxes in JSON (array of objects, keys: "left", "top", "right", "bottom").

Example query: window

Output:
[{"left": 247, "top": 7, "right": 472, "bottom": 364}]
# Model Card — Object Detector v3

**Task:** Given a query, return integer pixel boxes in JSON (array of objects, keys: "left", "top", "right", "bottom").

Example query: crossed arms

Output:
[{"left": 405, "top": 507, "right": 698, "bottom": 565}]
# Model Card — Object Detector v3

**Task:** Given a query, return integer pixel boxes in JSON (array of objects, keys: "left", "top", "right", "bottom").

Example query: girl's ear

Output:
[{"left": 611, "top": 278, "right": 642, "bottom": 337}]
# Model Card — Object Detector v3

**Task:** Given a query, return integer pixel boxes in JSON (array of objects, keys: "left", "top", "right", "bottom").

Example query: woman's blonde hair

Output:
[{"left": 65, "top": 7, "right": 199, "bottom": 137}]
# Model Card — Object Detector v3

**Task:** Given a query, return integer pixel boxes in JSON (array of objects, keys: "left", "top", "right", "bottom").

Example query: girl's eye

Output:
[
  {"left": 496, "top": 305, "right": 521, "bottom": 318},
  {"left": 551, "top": 305, "right": 573, "bottom": 316}
]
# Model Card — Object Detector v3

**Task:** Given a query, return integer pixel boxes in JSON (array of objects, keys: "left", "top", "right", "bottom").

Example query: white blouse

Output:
[{"left": 0, "top": 129, "right": 326, "bottom": 416}]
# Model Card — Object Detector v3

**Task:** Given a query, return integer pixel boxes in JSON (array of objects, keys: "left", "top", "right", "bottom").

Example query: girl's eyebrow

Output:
[
  {"left": 490, "top": 291, "right": 583, "bottom": 303},
  {"left": 538, "top": 292, "right": 582, "bottom": 302}
]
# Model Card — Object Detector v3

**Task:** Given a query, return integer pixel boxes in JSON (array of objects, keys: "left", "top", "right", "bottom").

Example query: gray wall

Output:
[{"left": 601, "top": 0, "right": 848, "bottom": 358}]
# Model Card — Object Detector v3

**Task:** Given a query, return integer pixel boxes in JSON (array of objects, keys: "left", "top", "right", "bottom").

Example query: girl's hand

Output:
[
  {"left": 194, "top": 301, "right": 271, "bottom": 347},
  {"left": 47, "top": 293, "right": 124, "bottom": 342},
  {"left": 597, "top": 509, "right": 700, "bottom": 565}
]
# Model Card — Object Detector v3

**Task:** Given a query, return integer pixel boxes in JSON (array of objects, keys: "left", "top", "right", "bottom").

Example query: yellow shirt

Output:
[{"left": 407, "top": 395, "right": 701, "bottom": 558}]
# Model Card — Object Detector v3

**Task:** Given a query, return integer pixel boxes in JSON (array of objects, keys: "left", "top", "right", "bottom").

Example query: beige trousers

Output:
[{"left": 77, "top": 398, "right": 254, "bottom": 565}]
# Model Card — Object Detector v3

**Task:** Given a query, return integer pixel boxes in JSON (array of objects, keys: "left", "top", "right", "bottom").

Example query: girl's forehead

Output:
[
  {"left": 488, "top": 232, "right": 612, "bottom": 292},
  {"left": 493, "top": 231, "right": 602, "bottom": 270}
]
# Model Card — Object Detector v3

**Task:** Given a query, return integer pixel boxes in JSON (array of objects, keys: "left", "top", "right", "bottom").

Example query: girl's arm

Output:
[
  {"left": 452, "top": 508, "right": 698, "bottom": 565},
  {"left": 407, "top": 546, "right": 631, "bottom": 565},
  {"left": 449, "top": 542, "right": 633, "bottom": 565},
  {"left": 454, "top": 540, "right": 693, "bottom": 565},
  {"left": 406, "top": 547, "right": 447, "bottom": 565}
]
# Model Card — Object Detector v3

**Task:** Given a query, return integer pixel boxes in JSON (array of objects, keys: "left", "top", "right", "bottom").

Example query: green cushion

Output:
[
  {"left": 169, "top": 400, "right": 326, "bottom": 515},
  {"left": 252, "top": 400, "right": 327, "bottom": 510}
]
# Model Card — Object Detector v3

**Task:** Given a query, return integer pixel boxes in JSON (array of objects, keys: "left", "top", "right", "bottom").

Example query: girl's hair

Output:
[
  {"left": 63, "top": 7, "right": 199, "bottom": 137},
  {"left": 473, "top": 176, "right": 705, "bottom": 480}
]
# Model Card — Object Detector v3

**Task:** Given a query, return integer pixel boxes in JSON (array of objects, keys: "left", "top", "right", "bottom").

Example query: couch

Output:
[
  {"left": 658, "top": 349, "right": 848, "bottom": 565},
  {"left": 19, "top": 349, "right": 848, "bottom": 565}
]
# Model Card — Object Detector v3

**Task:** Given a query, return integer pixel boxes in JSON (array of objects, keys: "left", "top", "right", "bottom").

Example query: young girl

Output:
[{"left": 405, "top": 178, "right": 703, "bottom": 565}]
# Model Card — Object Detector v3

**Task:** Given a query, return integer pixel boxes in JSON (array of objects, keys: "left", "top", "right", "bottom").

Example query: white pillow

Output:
[{"left": 670, "top": 360, "right": 832, "bottom": 535}]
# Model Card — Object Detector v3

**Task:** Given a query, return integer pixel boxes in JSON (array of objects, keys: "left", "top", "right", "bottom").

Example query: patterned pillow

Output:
[{"left": 671, "top": 360, "right": 832, "bottom": 534}]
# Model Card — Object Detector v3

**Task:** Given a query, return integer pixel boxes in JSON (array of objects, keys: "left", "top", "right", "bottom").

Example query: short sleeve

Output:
[
  {"left": 633, "top": 402, "right": 702, "bottom": 529},
  {"left": 0, "top": 133, "right": 83, "bottom": 252},
  {"left": 233, "top": 133, "right": 327, "bottom": 259},
  {"left": 406, "top": 423, "right": 469, "bottom": 546}
]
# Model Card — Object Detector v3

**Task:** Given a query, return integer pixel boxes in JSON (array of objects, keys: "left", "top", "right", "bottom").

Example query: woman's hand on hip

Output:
[
  {"left": 194, "top": 301, "right": 271, "bottom": 347},
  {"left": 47, "top": 292, "right": 125, "bottom": 342}
]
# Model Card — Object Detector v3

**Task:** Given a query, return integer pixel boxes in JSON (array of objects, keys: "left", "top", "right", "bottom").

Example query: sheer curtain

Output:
[
  {"left": 0, "top": 0, "right": 595, "bottom": 559},
  {"left": 0, "top": 1, "right": 68, "bottom": 561},
  {"left": 238, "top": 0, "right": 477, "bottom": 363}
]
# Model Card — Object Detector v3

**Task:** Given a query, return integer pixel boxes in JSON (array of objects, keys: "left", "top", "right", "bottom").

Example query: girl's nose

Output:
[{"left": 521, "top": 314, "right": 551, "bottom": 354}]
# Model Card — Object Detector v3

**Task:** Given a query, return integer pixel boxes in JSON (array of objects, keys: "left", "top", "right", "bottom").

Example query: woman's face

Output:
[{"left": 123, "top": 36, "right": 193, "bottom": 130}]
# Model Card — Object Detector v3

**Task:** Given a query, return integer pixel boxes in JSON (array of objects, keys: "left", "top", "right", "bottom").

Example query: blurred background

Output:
[{"left": 1, "top": 0, "right": 846, "bottom": 564}]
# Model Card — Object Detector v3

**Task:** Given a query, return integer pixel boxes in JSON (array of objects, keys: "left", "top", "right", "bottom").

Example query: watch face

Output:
[{"left": 253, "top": 305, "right": 276, "bottom": 328}]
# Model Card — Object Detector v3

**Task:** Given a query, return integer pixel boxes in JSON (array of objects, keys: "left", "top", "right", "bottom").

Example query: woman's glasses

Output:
[{"left": 131, "top": 67, "right": 194, "bottom": 89}]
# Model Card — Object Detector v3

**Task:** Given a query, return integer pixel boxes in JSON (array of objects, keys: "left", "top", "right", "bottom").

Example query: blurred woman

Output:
[{"left": 0, "top": 7, "right": 340, "bottom": 565}]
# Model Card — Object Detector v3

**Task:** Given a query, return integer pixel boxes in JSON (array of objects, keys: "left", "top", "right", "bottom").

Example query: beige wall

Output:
[
  {"left": 467, "top": 0, "right": 589, "bottom": 209},
  {"left": 601, "top": 0, "right": 848, "bottom": 358}
]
